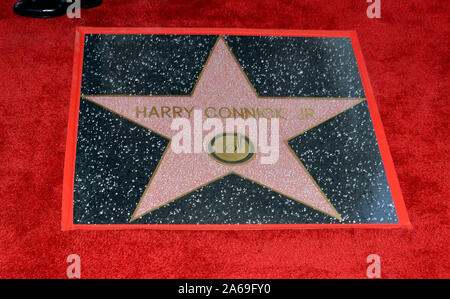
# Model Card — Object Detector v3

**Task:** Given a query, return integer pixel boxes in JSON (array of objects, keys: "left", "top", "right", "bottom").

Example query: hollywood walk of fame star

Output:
[{"left": 82, "top": 37, "right": 364, "bottom": 222}]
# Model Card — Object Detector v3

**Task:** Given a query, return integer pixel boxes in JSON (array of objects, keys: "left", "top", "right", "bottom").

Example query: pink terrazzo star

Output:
[{"left": 84, "top": 37, "right": 363, "bottom": 221}]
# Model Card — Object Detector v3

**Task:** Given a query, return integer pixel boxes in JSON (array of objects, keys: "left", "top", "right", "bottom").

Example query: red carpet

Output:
[{"left": 0, "top": 0, "right": 448, "bottom": 278}]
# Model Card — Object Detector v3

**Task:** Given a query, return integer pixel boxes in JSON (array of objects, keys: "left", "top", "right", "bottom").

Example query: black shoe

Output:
[
  {"left": 13, "top": 0, "right": 68, "bottom": 18},
  {"left": 13, "top": 0, "right": 103, "bottom": 18},
  {"left": 81, "top": 0, "right": 102, "bottom": 9}
]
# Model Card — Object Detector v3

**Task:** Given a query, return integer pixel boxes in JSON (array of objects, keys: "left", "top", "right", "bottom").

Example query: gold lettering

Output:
[
  {"left": 135, "top": 105, "right": 296, "bottom": 120},
  {"left": 148, "top": 107, "right": 159, "bottom": 118},
  {"left": 244, "top": 107, "right": 255, "bottom": 119},
  {"left": 136, "top": 106, "right": 147, "bottom": 118},
  {"left": 233, "top": 107, "right": 245, "bottom": 119},
  {"left": 219, "top": 107, "right": 231, "bottom": 118},
  {"left": 173, "top": 106, "right": 183, "bottom": 118},
  {"left": 184, "top": 106, "right": 195, "bottom": 118},
  {"left": 161, "top": 106, "right": 171, "bottom": 118},
  {"left": 275, "top": 108, "right": 287, "bottom": 120},
  {"left": 205, "top": 107, "right": 217, "bottom": 118},
  {"left": 262, "top": 108, "right": 273, "bottom": 119},
  {"left": 255, "top": 107, "right": 262, "bottom": 119},
  {"left": 306, "top": 108, "right": 315, "bottom": 119},
  {"left": 297, "top": 108, "right": 315, "bottom": 120}
]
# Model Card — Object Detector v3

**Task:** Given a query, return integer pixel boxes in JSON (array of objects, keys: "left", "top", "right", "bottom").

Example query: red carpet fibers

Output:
[{"left": 0, "top": 0, "right": 448, "bottom": 279}]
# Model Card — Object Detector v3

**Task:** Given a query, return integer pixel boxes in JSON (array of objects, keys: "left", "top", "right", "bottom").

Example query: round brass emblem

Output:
[{"left": 207, "top": 132, "right": 255, "bottom": 165}]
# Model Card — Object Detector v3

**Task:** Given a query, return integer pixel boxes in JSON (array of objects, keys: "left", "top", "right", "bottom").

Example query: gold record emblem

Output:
[{"left": 207, "top": 132, "right": 255, "bottom": 165}]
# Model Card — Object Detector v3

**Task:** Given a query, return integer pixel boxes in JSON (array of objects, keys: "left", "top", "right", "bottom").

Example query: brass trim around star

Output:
[{"left": 79, "top": 34, "right": 367, "bottom": 223}]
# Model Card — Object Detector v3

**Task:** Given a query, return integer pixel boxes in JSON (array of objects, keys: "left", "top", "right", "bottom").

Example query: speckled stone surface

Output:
[
  {"left": 288, "top": 101, "right": 398, "bottom": 224},
  {"left": 73, "top": 34, "right": 397, "bottom": 225},
  {"left": 223, "top": 35, "right": 365, "bottom": 98},
  {"left": 73, "top": 98, "right": 169, "bottom": 224},
  {"left": 81, "top": 34, "right": 217, "bottom": 95}
]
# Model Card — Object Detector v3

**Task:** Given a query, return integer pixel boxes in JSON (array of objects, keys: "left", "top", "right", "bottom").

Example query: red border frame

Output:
[{"left": 61, "top": 27, "right": 411, "bottom": 231}]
